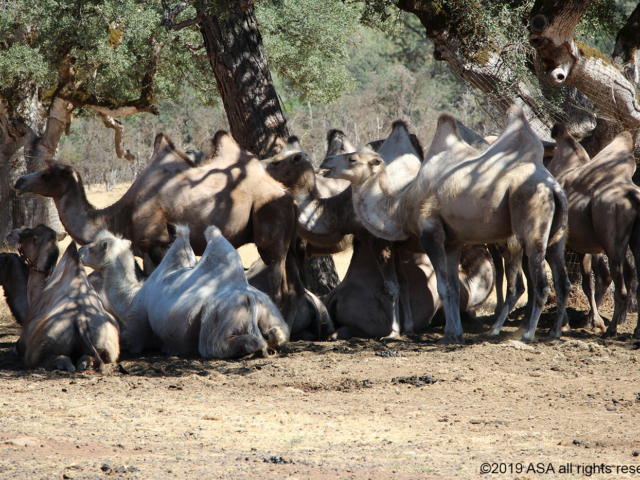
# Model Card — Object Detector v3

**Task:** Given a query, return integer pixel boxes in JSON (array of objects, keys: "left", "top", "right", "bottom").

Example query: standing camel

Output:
[
  {"left": 264, "top": 124, "right": 422, "bottom": 338},
  {"left": 321, "top": 107, "right": 570, "bottom": 344},
  {"left": 547, "top": 124, "right": 640, "bottom": 337},
  {"left": 14, "top": 131, "right": 303, "bottom": 329}
]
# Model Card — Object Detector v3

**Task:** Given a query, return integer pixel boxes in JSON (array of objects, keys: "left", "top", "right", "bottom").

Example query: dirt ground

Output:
[
  {"left": 2, "top": 299, "right": 640, "bottom": 480},
  {"left": 3, "top": 184, "right": 640, "bottom": 479}
]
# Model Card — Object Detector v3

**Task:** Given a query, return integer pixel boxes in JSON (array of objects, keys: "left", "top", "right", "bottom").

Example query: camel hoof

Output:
[
  {"left": 591, "top": 326, "right": 607, "bottom": 334},
  {"left": 548, "top": 329, "right": 562, "bottom": 339},
  {"left": 601, "top": 330, "right": 617, "bottom": 339},
  {"left": 258, "top": 347, "right": 270, "bottom": 358},
  {"left": 520, "top": 333, "right": 536, "bottom": 343},
  {"left": 402, "top": 329, "right": 416, "bottom": 337},
  {"left": 487, "top": 328, "right": 501, "bottom": 337},
  {"left": 437, "top": 335, "right": 464, "bottom": 345},
  {"left": 560, "top": 323, "right": 571, "bottom": 333},
  {"left": 633, "top": 330, "right": 640, "bottom": 339},
  {"left": 381, "top": 331, "right": 401, "bottom": 342}
]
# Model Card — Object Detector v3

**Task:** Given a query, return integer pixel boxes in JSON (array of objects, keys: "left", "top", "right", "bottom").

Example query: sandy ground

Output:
[{"left": 3, "top": 184, "right": 640, "bottom": 479}]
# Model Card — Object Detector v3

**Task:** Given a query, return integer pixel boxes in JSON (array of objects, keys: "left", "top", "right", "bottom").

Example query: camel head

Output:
[
  {"left": 264, "top": 136, "right": 314, "bottom": 188},
  {"left": 14, "top": 163, "right": 79, "bottom": 198},
  {"left": 78, "top": 231, "right": 132, "bottom": 272},
  {"left": 547, "top": 123, "right": 590, "bottom": 176},
  {"left": 15, "top": 224, "right": 66, "bottom": 275},
  {"left": 319, "top": 146, "right": 384, "bottom": 184}
]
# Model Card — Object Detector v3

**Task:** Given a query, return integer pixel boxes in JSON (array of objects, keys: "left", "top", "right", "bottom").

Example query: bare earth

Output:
[{"left": 2, "top": 184, "right": 640, "bottom": 479}]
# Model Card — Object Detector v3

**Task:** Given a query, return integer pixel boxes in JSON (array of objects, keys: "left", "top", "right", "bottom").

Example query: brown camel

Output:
[
  {"left": 264, "top": 124, "right": 422, "bottom": 338},
  {"left": 15, "top": 225, "right": 119, "bottom": 372},
  {"left": 547, "top": 124, "right": 640, "bottom": 337},
  {"left": 14, "top": 131, "right": 303, "bottom": 328},
  {"left": 321, "top": 107, "right": 571, "bottom": 344},
  {"left": 324, "top": 240, "right": 494, "bottom": 339},
  {"left": 0, "top": 253, "right": 30, "bottom": 325}
]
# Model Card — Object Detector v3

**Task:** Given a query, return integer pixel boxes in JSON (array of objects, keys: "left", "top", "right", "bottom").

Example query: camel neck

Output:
[
  {"left": 55, "top": 175, "right": 121, "bottom": 244},
  {"left": 351, "top": 170, "right": 408, "bottom": 242},
  {"left": 104, "top": 254, "right": 142, "bottom": 323},
  {"left": 1, "top": 260, "right": 29, "bottom": 325}
]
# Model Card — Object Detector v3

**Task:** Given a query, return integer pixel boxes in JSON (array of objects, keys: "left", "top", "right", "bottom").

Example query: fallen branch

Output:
[{"left": 100, "top": 114, "right": 135, "bottom": 161}]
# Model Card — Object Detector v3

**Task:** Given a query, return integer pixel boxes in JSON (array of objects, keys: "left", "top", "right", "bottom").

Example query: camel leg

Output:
[
  {"left": 593, "top": 254, "right": 612, "bottom": 310},
  {"left": 419, "top": 227, "right": 464, "bottom": 344},
  {"left": 487, "top": 244, "right": 505, "bottom": 317},
  {"left": 41, "top": 355, "right": 76, "bottom": 372},
  {"left": 330, "top": 326, "right": 375, "bottom": 340},
  {"left": 578, "top": 254, "right": 600, "bottom": 330},
  {"left": 489, "top": 248, "right": 524, "bottom": 336},
  {"left": 517, "top": 254, "right": 534, "bottom": 331},
  {"left": 120, "top": 308, "right": 153, "bottom": 354},
  {"left": 76, "top": 355, "right": 93, "bottom": 372},
  {"left": 628, "top": 224, "right": 640, "bottom": 338},
  {"left": 546, "top": 240, "right": 571, "bottom": 339},
  {"left": 367, "top": 237, "right": 405, "bottom": 340},
  {"left": 520, "top": 248, "right": 550, "bottom": 342},
  {"left": 395, "top": 248, "right": 414, "bottom": 336},
  {"left": 603, "top": 256, "right": 628, "bottom": 338},
  {"left": 618, "top": 256, "right": 635, "bottom": 326}
]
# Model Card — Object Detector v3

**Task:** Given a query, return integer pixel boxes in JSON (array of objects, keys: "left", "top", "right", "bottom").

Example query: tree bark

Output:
[
  {"left": 528, "top": 0, "right": 640, "bottom": 148},
  {"left": 198, "top": 6, "right": 290, "bottom": 157}
]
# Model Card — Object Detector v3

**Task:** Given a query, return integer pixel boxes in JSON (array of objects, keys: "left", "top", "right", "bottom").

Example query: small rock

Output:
[
  {"left": 118, "top": 364, "right": 130, "bottom": 375},
  {"left": 633, "top": 450, "right": 640, "bottom": 457},
  {"left": 100, "top": 463, "right": 112, "bottom": 473},
  {"left": 5, "top": 437, "right": 37, "bottom": 447},
  {"left": 469, "top": 419, "right": 483, "bottom": 425},
  {"left": 114, "top": 466, "right": 126, "bottom": 474}
]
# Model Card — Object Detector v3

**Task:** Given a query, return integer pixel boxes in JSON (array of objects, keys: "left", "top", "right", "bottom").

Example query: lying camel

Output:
[
  {"left": 321, "top": 106, "right": 570, "bottom": 343},
  {"left": 15, "top": 225, "right": 119, "bottom": 371},
  {"left": 264, "top": 124, "right": 422, "bottom": 338},
  {"left": 547, "top": 124, "right": 640, "bottom": 337},
  {"left": 0, "top": 253, "right": 29, "bottom": 325},
  {"left": 325, "top": 240, "right": 494, "bottom": 339},
  {"left": 81, "top": 227, "right": 288, "bottom": 358},
  {"left": 245, "top": 258, "right": 333, "bottom": 341},
  {"left": 14, "top": 131, "right": 303, "bottom": 329}
]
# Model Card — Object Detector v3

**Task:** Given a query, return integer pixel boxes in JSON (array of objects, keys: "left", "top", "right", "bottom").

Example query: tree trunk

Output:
[{"left": 199, "top": 6, "right": 290, "bottom": 157}]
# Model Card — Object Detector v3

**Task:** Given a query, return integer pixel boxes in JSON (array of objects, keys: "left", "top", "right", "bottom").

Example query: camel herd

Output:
[{"left": 3, "top": 105, "right": 640, "bottom": 372}]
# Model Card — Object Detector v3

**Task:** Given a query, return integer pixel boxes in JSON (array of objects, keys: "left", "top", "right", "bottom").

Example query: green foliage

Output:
[
  {"left": 0, "top": 0, "right": 213, "bottom": 112},
  {"left": 256, "top": 0, "right": 361, "bottom": 104}
]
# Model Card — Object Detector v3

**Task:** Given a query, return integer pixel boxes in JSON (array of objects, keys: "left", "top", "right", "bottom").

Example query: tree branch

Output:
[
  {"left": 160, "top": 1, "right": 202, "bottom": 31},
  {"left": 613, "top": 2, "right": 640, "bottom": 87},
  {"left": 100, "top": 114, "right": 135, "bottom": 161}
]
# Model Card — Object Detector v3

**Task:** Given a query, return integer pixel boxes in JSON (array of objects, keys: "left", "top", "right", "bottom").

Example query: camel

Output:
[
  {"left": 14, "top": 131, "right": 303, "bottom": 329},
  {"left": 0, "top": 253, "right": 29, "bottom": 325},
  {"left": 320, "top": 106, "right": 571, "bottom": 344},
  {"left": 325, "top": 240, "right": 494, "bottom": 339},
  {"left": 547, "top": 124, "right": 640, "bottom": 337},
  {"left": 14, "top": 225, "right": 119, "bottom": 372},
  {"left": 245, "top": 258, "right": 333, "bottom": 341},
  {"left": 81, "top": 226, "right": 288, "bottom": 358},
  {"left": 264, "top": 123, "right": 422, "bottom": 338}
]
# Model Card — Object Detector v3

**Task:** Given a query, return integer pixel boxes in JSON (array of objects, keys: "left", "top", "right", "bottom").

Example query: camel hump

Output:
[
  {"left": 424, "top": 113, "right": 470, "bottom": 161},
  {"left": 550, "top": 123, "right": 570, "bottom": 140},
  {"left": 391, "top": 119, "right": 410, "bottom": 132},
  {"left": 153, "top": 132, "right": 195, "bottom": 166},
  {"left": 285, "top": 136, "right": 302, "bottom": 152},
  {"left": 327, "top": 129, "right": 356, "bottom": 156},
  {"left": 175, "top": 224, "right": 190, "bottom": 240},
  {"left": 205, "top": 225, "right": 223, "bottom": 242},
  {"left": 609, "top": 131, "right": 635, "bottom": 152}
]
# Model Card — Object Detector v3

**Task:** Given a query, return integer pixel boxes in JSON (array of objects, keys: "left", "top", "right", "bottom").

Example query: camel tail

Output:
[
  {"left": 548, "top": 183, "right": 568, "bottom": 247},
  {"left": 74, "top": 313, "right": 105, "bottom": 372}
]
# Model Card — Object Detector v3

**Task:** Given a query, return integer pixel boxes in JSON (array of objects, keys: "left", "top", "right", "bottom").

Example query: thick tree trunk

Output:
[{"left": 199, "top": 6, "right": 290, "bottom": 157}]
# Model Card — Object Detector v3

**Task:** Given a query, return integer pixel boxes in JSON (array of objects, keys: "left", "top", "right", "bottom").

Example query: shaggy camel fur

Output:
[
  {"left": 85, "top": 226, "right": 288, "bottom": 358},
  {"left": 0, "top": 253, "right": 29, "bottom": 325},
  {"left": 15, "top": 225, "right": 119, "bottom": 372},
  {"left": 321, "top": 107, "right": 570, "bottom": 343},
  {"left": 245, "top": 258, "right": 333, "bottom": 341},
  {"left": 547, "top": 124, "right": 640, "bottom": 337},
  {"left": 325, "top": 240, "right": 494, "bottom": 339},
  {"left": 265, "top": 124, "right": 422, "bottom": 338},
  {"left": 14, "top": 131, "right": 303, "bottom": 329}
]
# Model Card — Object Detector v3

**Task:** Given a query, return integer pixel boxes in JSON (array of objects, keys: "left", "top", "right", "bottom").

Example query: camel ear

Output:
[
  {"left": 292, "top": 153, "right": 303, "bottom": 164},
  {"left": 123, "top": 239, "right": 132, "bottom": 249},
  {"left": 101, "top": 240, "right": 108, "bottom": 251},
  {"left": 369, "top": 157, "right": 382, "bottom": 166},
  {"left": 57, "top": 232, "right": 68, "bottom": 242}
]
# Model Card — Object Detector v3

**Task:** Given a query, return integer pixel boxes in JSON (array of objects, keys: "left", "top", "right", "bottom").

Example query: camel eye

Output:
[
  {"left": 348, "top": 157, "right": 357, "bottom": 164},
  {"left": 270, "top": 161, "right": 281, "bottom": 168}
]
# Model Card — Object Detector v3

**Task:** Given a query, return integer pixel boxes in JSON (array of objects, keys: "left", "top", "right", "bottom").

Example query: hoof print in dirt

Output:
[
  {"left": 375, "top": 350, "right": 407, "bottom": 358},
  {"left": 392, "top": 375, "right": 438, "bottom": 387},
  {"left": 573, "top": 439, "right": 590, "bottom": 448}
]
